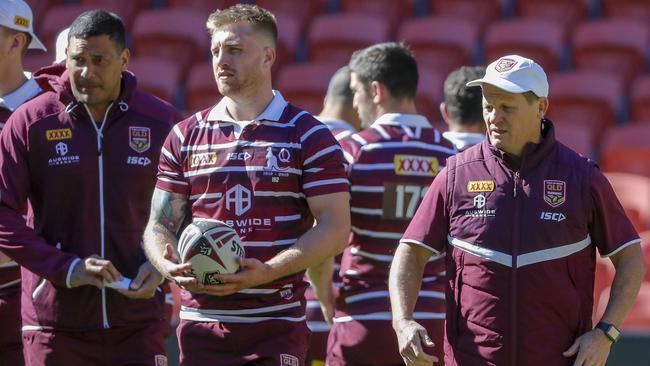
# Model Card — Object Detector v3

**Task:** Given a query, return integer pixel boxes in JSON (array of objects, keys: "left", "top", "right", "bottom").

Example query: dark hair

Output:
[
  {"left": 68, "top": 10, "right": 126, "bottom": 51},
  {"left": 325, "top": 66, "right": 353, "bottom": 105},
  {"left": 206, "top": 4, "right": 277, "bottom": 47},
  {"left": 348, "top": 42, "right": 418, "bottom": 100},
  {"left": 443, "top": 66, "right": 485, "bottom": 126}
]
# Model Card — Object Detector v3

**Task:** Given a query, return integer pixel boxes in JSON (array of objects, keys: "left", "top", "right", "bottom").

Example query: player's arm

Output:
[
  {"left": 142, "top": 188, "right": 194, "bottom": 287},
  {"left": 209, "top": 191, "right": 350, "bottom": 296},
  {"left": 306, "top": 255, "right": 336, "bottom": 324}
]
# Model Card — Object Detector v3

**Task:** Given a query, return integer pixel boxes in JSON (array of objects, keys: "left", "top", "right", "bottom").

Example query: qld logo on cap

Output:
[{"left": 495, "top": 58, "right": 518, "bottom": 72}]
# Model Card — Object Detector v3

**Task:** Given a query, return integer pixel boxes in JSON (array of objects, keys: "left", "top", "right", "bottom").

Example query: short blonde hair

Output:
[{"left": 206, "top": 4, "right": 277, "bottom": 47}]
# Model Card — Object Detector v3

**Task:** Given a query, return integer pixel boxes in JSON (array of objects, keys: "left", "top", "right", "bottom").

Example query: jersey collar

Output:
[
  {"left": 206, "top": 89, "right": 288, "bottom": 123},
  {"left": 0, "top": 75, "right": 41, "bottom": 111},
  {"left": 371, "top": 113, "right": 431, "bottom": 128}
]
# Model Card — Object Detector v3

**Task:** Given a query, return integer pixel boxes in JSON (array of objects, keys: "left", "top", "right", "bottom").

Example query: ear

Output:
[
  {"left": 440, "top": 102, "right": 451, "bottom": 125},
  {"left": 538, "top": 97, "right": 549, "bottom": 118},
  {"left": 10, "top": 32, "right": 27, "bottom": 55},
  {"left": 120, "top": 48, "right": 130, "bottom": 71},
  {"left": 263, "top": 46, "right": 276, "bottom": 69},
  {"left": 370, "top": 81, "right": 388, "bottom": 104}
]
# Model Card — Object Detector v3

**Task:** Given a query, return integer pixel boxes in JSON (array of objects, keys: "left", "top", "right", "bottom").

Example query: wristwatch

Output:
[{"left": 595, "top": 321, "right": 621, "bottom": 343}]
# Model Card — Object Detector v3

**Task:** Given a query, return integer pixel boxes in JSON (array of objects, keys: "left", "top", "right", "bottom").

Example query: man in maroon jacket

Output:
[
  {"left": 0, "top": 10, "right": 178, "bottom": 365},
  {"left": 389, "top": 55, "right": 647, "bottom": 366},
  {"left": 0, "top": 1, "right": 47, "bottom": 364}
]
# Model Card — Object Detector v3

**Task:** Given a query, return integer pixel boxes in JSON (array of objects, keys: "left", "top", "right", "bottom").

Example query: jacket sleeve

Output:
[{"left": 0, "top": 113, "right": 79, "bottom": 287}]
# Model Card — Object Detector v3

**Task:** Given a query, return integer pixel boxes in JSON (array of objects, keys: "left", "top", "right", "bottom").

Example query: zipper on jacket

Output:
[
  {"left": 83, "top": 104, "right": 112, "bottom": 329},
  {"left": 510, "top": 152, "right": 526, "bottom": 366}
]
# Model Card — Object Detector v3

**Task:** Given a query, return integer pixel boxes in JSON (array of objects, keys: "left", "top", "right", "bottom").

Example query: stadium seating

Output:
[
  {"left": 307, "top": 14, "right": 390, "bottom": 65},
  {"left": 600, "top": 125, "right": 650, "bottom": 177},
  {"left": 339, "top": 0, "right": 415, "bottom": 36},
  {"left": 79, "top": 0, "right": 143, "bottom": 27},
  {"left": 397, "top": 16, "right": 479, "bottom": 77},
  {"left": 166, "top": 0, "right": 240, "bottom": 14},
  {"left": 605, "top": 173, "right": 650, "bottom": 233},
  {"left": 28, "top": 0, "right": 64, "bottom": 30},
  {"left": 416, "top": 70, "right": 446, "bottom": 124},
  {"left": 132, "top": 9, "right": 210, "bottom": 79},
  {"left": 185, "top": 62, "right": 221, "bottom": 112},
  {"left": 597, "top": 283, "right": 650, "bottom": 330},
  {"left": 515, "top": 0, "right": 588, "bottom": 34},
  {"left": 254, "top": 0, "right": 328, "bottom": 34},
  {"left": 484, "top": 19, "right": 565, "bottom": 72},
  {"left": 547, "top": 72, "right": 623, "bottom": 142},
  {"left": 630, "top": 76, "right": 650, "bottom": 122},
  {"left": 275, "top": 62, "right": 342, "bottom": 115},
  {"left": 572, "top": 20, "right": 649, "bottom": 86},
  {"left": 603, "top": 0, "right": 650, "bottom": 25},
  {"left": 272, "top": 13, "right": 301, "bottom": 71},
  {"left": 128, "top": 57, "right": 182, "bottom": 104},
  {"left": 429, "top": 0, "right": 501, "bottom": 31},
  {"left": 553, "top": 121, "right": 594, "bottom": 158},
  {"left": 38, "top": 4, "right": 93, "bottom": 49}
]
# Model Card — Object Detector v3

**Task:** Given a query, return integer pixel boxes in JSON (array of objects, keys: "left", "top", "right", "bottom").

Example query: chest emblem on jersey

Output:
[
  {"left": 264, "top": 147, "right": 291, "bottom": 171},
  {"left": 128, "top": 126, "right": 150, "bottom": 153},
  {"left": 543, "top": 180, "right": 566, "bottom": 207},
  {"left": 189, "top": 152, "right": 218, "bottom": 168},
  {"left": 394, "top": 155, "right": 438, "bottom": 176},
  {"left": 46, "top": 128, "right": 72, "bottom": 141},
  {"left": 467, "top": 180, "right": 495, "bottom": 192}
]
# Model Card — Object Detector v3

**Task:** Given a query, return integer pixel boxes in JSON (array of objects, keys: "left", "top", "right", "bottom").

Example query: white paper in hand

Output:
[{"left": 104, "top": 277, "right": 132, "bottom": 290}]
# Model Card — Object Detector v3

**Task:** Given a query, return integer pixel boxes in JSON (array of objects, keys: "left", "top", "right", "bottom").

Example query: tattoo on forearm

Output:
[{"left": 143, "top": 189, "right": 190, "bottom": 266}]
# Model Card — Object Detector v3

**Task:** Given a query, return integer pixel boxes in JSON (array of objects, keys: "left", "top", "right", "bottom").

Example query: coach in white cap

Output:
[
  {"left": 389, "top": 54, "right": 646, "bottom": 366},
  {"left": 0, "top": 0, "right": 46, "bottom": 365}
]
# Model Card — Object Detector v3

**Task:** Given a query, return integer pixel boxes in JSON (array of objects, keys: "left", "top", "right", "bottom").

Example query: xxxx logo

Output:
[
  {"left": 467, "top": 180, "right": 495, "bottom": 192},
  {"left": 394, "top": 155, "right": 439, "bottom": 177},
  {"left": 46, "top": 128, "right": 72, "bottom": 141}
]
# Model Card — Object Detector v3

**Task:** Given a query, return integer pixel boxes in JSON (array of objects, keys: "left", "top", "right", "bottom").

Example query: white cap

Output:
[
  {"left": 466, "top": 55, "right": 548, "bottom": 97},
  {"left": 0, "top": 0, "right": 46, "bottom": 51},
  {"left": 55, "top": 27, "right": 69, "bottom": 63}
]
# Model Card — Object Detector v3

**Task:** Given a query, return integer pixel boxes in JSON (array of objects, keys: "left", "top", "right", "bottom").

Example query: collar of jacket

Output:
[{"left": 486, "top": 118, "right": 557, "bottom": 172}]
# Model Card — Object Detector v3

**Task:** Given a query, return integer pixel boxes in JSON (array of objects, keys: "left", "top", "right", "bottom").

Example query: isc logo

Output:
[
  {"left": 540, "top": 211, "right": 566, "bottom": 222},
  {"left": 127, "top": 156, "right": 151, "bottom": 166}
]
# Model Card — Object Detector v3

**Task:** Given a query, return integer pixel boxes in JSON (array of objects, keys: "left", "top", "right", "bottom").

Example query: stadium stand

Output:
[
  {"left": 185, "top": 62, "right": 221, "bottom": 113},
  {"left": 275, "top": 62, "right": 342, "bottom": 115},
  {"left": 515, "top": 0, "right": 589, "bottom": 34},
  {"left": 600, "top": 125, "right": 650, "bottom": 177},
  {"left": 128, "top": 57, "right": 182, "bottom": 104},
  {"left": 429, "top": 0, "right": 502, "bottom": 31}
]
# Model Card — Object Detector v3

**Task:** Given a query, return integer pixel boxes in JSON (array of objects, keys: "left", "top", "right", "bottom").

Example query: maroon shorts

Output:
[
  {"left": 0, "top": 287, "right": 23, "bottom": 366},
  {"left": 326, "top": 318, "right": 445, "bottom": 366},
  {"left": 177, "top": 319, "right": 311, "bottom": 366},
  {"left": 22, "top": 321, "right": 167, "bottom": 366}
]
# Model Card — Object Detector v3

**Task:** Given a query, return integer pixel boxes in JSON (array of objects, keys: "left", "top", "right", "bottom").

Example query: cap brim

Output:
[
  {"left": 28, "top": 34, "right": 47, "bottom": 51},
  {"left": 466, "top": 76, "right": 529, "bottom": 94}
]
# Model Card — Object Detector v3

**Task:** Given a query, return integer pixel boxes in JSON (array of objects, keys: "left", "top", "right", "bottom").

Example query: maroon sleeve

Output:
[
  {"left": 300, "top": 121, "right": 349, "bottom": 197},
  {"left": 155, "top": 124, "right": 190, "bottom": 195},
  {"left": 589, "top": 168, "right": 641, "bottom": 256},
  {"left": 0, "top": 114, "right": 78, "bottom": 286},
  {"left": 400, "top": 168, "right": 449, "bottom": 255}
]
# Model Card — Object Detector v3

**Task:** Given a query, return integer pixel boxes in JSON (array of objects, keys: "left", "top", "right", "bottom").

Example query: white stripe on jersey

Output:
[
  {"left": 189, "top": 192, "right": 223, "bottom": 201},
  {"left": 180, "top": 312, "right": 306, "bottom": 323},
  {"left": 372, "top": 125, "right": 391, "bottom": 139},
  {"left": 351, "top": 226, "right": 402, "bottom": 239},
  {"left": 435, "top": 129, "right": 441, "bottom": 143},
  {"left": 307, "top": 321, "right": 331, "bottom": 332},
  {"left": 161, "top": 147, "right": 179, "bottom": 166},
  {"left": 0, "top": 278, "right": 21, "bottom": 289},
  {"left": 350, "top": 247, "right": 393, "bottom": 262},
  {"left": 173, "top": 125, "right": 185, "bottom": 144},
  {"left": 301, "top": 124, "right": 329, "bottom": 142},
  {"left": 351, "top": 134, "right": 368, "bottom": 145},
  {"left": 351, "top": 163, "right": 395, "bottom": 171},
  {"left": 350, "top": 207, "right": 383, "bottom": 215},
  {"left": 304, "top": 145, "right": 342, "bottom": 165},
  {"left": 0, "top": 260, "right": 18, "bottom": 269},
  {"left": 333, "top": 311, "right": 445, "bottom": 323},
  {"left": 303, "top": 178, "right": 349, "bottom": 189},
  {"left": 181, "top": 141, "right": 302, "bottom": 152},
  {"left": 256, "top": 110, "right": 309, "bottom": 128},
  {"left": 343, "top": 150, "right": 355, "bottom": 164},
  {"left": 344, "top": 290, "right": 445, "bottom": 304},
  {"left": 254, "top": 191, "right": 305, "bottom": 198},
  {"left": 402, "top": 125, "right": 415, "bottom": 138},
  {"left": 182, "top": 301, "right": 300, "bottom": 315},
  {"left": 158, "top": 176, "right": 188, "bottom": 186},
  {"left": 184, "top": 165, "right": 302, "bottom": 178},
  {"left": 350, "top": 185, "right": 385, "bottom": 193},
  {"left": 305, "top": 167, "right": 324, "bottom": 173},
  {"left": 275, "top": 214, "right": 301, "bottom": 222},
  {"left": 335, "top": 130, "right": 353, "bottom": 141},
  {"left": 361, "top": 141, "right": 456, "bottom": 155},
  {"left": 243, "top": 239, "right": 297, "bottom": 247}
]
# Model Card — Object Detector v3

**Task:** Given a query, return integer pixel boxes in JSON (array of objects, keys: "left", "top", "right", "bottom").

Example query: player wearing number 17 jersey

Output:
[{"left": 324, "top": 43, "right": 457, "bottom": 366}]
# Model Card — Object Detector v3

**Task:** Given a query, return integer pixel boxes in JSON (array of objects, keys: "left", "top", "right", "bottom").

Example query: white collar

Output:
[
  {"left": 0, "top": 75, "right": 41, "bottom": 111},
  {"left": 316, "top": 116, "right": 356, "bottom": 133},
  {"left": 371, "top": 113, "right": 431, "bottom": 128},
  {"left": 206, "top": 90, "right": 288, "bottom": 123},
  {"left": 442, "top": 131, "right": 485, "bottom": 151}
]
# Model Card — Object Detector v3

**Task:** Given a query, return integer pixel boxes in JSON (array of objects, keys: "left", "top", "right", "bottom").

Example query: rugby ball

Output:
[{"left": 177, "top": 220, "right": 245, "bottom": 285}]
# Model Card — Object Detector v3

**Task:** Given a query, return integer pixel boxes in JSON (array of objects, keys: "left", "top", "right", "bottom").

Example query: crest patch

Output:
[
  {"left": 543, "top": 180, "right": 566, "bottom": 207},
  {"left": 129, "top": 127, "right": 150, "bottom": 153}
]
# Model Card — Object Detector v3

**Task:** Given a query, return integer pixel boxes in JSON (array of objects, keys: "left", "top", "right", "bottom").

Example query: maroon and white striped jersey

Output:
[
  {"left": 156, "top": 91, "right": 349, "bottom": 323},
  {"left": 335, "top": 113, "right": 456, "bottom": 321},
  {"left": 316, "top": 116, "right": 356, "bottom": 141}
]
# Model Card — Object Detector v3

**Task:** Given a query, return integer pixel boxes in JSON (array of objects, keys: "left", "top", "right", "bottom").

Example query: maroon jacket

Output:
[
  {"left": 402, "top": 120, "right": 640, "bottom": 365},
  {"left": 0, "top": 65, "right": 178, "bottom": 331}
]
